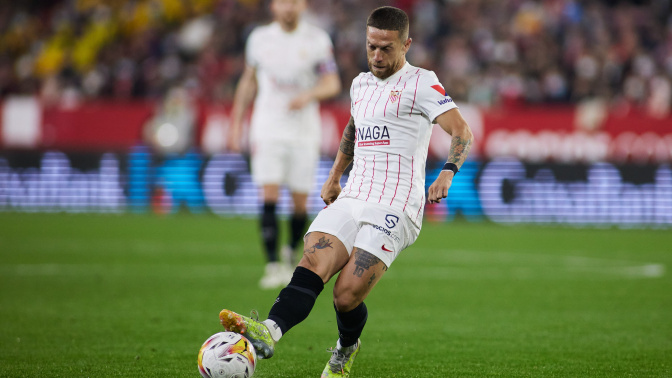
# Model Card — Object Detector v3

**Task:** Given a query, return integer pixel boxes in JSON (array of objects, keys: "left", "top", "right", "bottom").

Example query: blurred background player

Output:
[
  {"left": 227, "top": 0, "right": 341, "bottom": 289},
  {"left": 221, "top": 6, "right": 473, "bottom": 377}
]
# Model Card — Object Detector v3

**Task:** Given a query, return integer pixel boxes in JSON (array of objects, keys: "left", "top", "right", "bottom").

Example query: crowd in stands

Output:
[{"left": 0, "top": 0, "right": 671, "bottom": 116}]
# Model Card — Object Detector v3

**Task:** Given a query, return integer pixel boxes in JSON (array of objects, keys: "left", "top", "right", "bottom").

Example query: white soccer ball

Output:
[{"left": 198, "top": 332, "right": 257, "bottom": 378}]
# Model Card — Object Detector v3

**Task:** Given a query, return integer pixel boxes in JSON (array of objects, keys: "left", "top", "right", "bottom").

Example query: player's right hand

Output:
[
  {"left": 226, "top": 137, "right": 241, "bottom": 153},
  {"left": 320, "top": 179, "right": 342, "bottom": 205},
  {"left": 427, "top": 170, "right": 454, "bottom": 203},
  {"left": 226, "top": 127, "right": 242, "bottom": 153}
]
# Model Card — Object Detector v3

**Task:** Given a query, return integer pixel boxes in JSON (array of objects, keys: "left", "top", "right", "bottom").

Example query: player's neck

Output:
[
  {"left": 379, "top": 59, "right": 408, "bottom": 80},
  {"left": 278, "top": 20, "right": 299, "bottom": 33},
  {"left": 392, "top": 59, "right": 408, "bottom": 75}
]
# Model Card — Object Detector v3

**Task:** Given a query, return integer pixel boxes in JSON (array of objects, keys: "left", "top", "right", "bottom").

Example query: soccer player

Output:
[
  {"left": 221, "top": 6, "right": 473, "bottom": 377},
  {"left": 227, "top": 0, "right": 341, "bottom": 289}
]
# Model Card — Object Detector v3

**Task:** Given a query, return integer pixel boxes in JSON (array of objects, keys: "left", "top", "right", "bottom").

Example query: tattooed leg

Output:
[
  {"left": 333, "top": 248, "right": 389, "bottom": 312},
  {"left": 304, "top": 236, "right": 333, "bottom": 254},
  {"left": 298, "top": 232, "right": 351, "bottom": 283}
]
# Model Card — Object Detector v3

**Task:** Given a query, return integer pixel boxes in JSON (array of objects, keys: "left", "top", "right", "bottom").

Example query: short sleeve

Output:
[
  {"left": 314, "top": 30, "right": 338, "bottom": 75},
  {"left": 245, "top": 29, "right": 261, "bottom": 69},
  {"left": 349, "top": 75, "right": 360, "bottom": 117},
  {"left": 414, "top": 71, "right": 458, "bottom": 123}
]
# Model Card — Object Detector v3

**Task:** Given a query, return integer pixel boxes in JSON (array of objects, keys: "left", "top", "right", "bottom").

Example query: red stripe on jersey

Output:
[
  {"left": 363, "top": 82, "right": 378, "bottom": 118},
  {"left": 396, "top": 71, "right": 416, "bottom": 117},
  {"left": 409, "top": 71, "right": 421, "bottom": 116},
  {"left": 389, "top": 154, "right": 401, "bottom": 206},
  {"left": 354, "top": 75, "right": 365, "bottom": 101},
  {"left": 384, "top": 75, "right": 404, "bottom": 117},
  {"left": 356, "top": 81, "right": 371, "bottom": 118},
  {"left": 347, "top": 157, "right": 359, "bottom": 195},
  {"left": 378, "top": 153, "right": 389, "bottom": 203},
  {"left": 396, "top": 81, "right": 408, "bottom": 117},
  {"left": 403, "top": 156, "right": 415, "bottom": 211},
  {"left": 366, "top": 155, "right": 375, "bottom": 201},
  {"left": 356, "top": 156, "right": 366, "bottom": 198},
  {"left": 371, "top": 82, "right": 387, "bottom": 117}
]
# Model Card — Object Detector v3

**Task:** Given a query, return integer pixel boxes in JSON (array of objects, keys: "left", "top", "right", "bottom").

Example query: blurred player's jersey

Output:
[
  {"left": 246, "top": 21, "right": 337, "bottom": 143},
  {"left": 338, "top": 62, "right": 458, "bottom": 228}
]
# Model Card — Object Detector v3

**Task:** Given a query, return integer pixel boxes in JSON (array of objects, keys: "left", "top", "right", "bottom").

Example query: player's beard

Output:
[
  {"left": 277, "top": 13, "right": 300, "bottom": 31},
  {"left": 368, "top": 60, "right": 402, "bottom": 80},
  {"left": 368, "top": 61, "right": 393, "bottom": 80}
]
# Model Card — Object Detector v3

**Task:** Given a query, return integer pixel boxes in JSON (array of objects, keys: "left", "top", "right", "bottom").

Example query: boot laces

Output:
[{"left": 326, "top": 347, "right": 349, "bottom": 373}]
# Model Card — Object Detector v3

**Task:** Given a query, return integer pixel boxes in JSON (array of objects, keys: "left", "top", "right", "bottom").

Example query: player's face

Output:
[
  {"left": 271, "top": 0, "right": 306, "bottom": 31},
  {"left": 366, "top": 26, "right": 411, "bottom": 80}
]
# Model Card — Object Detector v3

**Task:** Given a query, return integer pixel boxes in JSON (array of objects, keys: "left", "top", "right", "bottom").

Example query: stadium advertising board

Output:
[{"left": 1, "top": 149, "right": 671, "bottom": 227}]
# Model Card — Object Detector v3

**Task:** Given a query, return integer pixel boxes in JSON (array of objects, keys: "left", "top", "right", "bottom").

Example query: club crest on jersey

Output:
[
  {"left": 389, "top": 90, "right": 401, "bottom": 103},
  {"left": 356, "top": 125, "right": 390, "bottom": 147}
]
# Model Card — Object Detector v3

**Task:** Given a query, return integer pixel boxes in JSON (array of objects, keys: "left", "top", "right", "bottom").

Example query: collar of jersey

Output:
[
  {"left": 372, "top": 61, "right": 412, "bottom": 83},
  {"left": 272, "top": 20, "right": 305, "bottom": 36}
]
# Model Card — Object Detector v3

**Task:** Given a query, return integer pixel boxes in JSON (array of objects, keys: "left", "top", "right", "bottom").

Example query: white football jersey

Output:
[
  {"left": 245, "top": 21, "right": 337, "bottom": 143},
  {"left": 338, "top": 62, "right": 458, "bottom": 228}
]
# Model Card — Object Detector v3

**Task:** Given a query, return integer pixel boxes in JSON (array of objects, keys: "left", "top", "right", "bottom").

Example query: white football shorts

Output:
[
  {"left": 306, "top": 197, "right": 420, "bottom": 268},
  {"left": 251, "top": 139, "right": 319, "bottom": 193}
]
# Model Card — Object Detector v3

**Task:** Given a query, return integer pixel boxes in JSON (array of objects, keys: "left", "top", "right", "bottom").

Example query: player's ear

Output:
[{"left": 402, "top": 37, "right": 412, "bottom": 53}]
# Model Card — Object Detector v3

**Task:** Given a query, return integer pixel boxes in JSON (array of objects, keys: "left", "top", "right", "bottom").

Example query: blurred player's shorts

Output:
[{"left": 251, "top": 139, "right": 320, "bottom": 193}]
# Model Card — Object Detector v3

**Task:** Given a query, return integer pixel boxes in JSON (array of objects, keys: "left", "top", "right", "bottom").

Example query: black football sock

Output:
[
  {"left": 289, "top": 213, "right": 308, "bottom": 250},
  {"left": 260, "top": 202, "right": 278, "bottom": 262},
  {"left": 268, "top": 266, "right": 324, "bottom": 334},
  {"left": 335, "top": 302, "right": 368, "bottom": 348}
]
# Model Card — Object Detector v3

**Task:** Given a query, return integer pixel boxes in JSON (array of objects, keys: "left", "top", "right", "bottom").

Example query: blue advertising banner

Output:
[{"left": 1, "top": 149, "right": 671, "bottom": 227}]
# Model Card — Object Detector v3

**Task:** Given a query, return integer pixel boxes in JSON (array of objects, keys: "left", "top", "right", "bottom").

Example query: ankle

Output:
[
  {"left": 263, "top": 319, "right": 282, "bottom": 342},
  {"left": 337, "top": 338, "right": 359, "bottom": 353}
]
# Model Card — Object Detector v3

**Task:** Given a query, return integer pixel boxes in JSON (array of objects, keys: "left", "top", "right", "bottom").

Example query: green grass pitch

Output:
[{"left": 0, "top": 213, "right": 670, "bottom": 377}]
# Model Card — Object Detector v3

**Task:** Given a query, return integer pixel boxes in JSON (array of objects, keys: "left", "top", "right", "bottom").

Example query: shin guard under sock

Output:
[
  {"left": 268, "top": 266, "right": 324, "bottom": 334},
  {"left": 335, "top": 302, "right": 368, "bottom": 348},
  {"left": 260, "top": 202, "right": 278, "bottom": 262}
]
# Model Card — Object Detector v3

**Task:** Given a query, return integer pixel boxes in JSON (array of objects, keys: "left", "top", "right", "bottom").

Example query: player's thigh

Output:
[
  {"left": 251, "top": 139, "right": 287, "bottom": 186},
  {"left": 354, "top": 204, "right": 418, "bottom": 269},
  {"left": 303, "top": 200, "right": 360, "bottom": 282},
  {"left": 300, "top": 231, "right": 350, "bottom": 283},
  {"left": 333, "top": 247, "right": 388, "bottom": 312},
  {"left": 286, "top": 142, "right": 319, "bottom": 193}
]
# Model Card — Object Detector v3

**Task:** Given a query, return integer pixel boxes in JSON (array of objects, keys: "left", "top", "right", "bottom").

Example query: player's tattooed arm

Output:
[
  {"left": 322, "top": 117, "right": 356, "bottom": 205},
  {"left": 428, "top": 108, "right": 474, "bottom": 203},
  {"left": 339, "top": 116, "right": 356, "bottom": 157},
  {"left": 434, "top": 109, "right": 473, "bottom": 169},
  {"left": 447, "top": 135, "right": 472, "bottom": 168}
]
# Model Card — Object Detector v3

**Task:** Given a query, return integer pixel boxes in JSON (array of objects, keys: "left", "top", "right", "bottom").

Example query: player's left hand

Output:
[
  {"left": 427, "top": 171, "right": 454, "bottom": 204},
  {"left": 288, "top": 93, "right": 312, "bottom": 110}
]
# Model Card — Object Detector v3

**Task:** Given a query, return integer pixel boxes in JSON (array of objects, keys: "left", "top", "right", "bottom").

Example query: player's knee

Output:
[
  {"left": 297, "top": 253, "right": 329, "bottom": 282},
  {"left": 332, "top": 287, "right": 364, "bottom": 312}
]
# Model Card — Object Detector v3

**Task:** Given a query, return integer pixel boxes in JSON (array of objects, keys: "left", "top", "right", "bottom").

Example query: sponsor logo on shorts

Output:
[
  {"left": 381, "top": 244, "right": 394, "bottom": 252},
  {"left": 372, "top": 223, "right": 400, "bottom": 243},
  {"left": 385, "top": 214, "right": 399, "bottom": 228}
]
